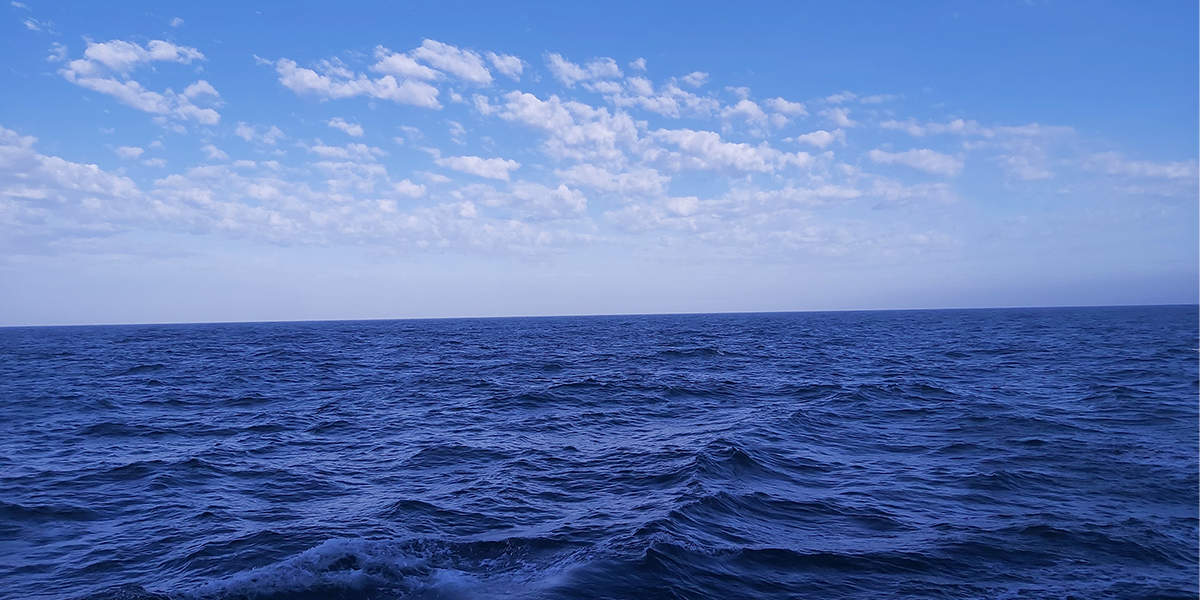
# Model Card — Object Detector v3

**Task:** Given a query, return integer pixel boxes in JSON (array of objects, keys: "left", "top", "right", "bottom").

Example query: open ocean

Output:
[{"left": 1, "top": 306, "right": 1196, "bottom": 599}]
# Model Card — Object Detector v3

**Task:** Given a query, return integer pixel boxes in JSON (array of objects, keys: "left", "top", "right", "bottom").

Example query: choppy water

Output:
[{"left": 1, "top": 306, "right": 1197, "bottom": 599}]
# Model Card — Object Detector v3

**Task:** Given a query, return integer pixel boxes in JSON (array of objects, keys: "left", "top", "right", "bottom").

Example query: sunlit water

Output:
[{"left": 1, "top": 306, "right": 1197, "bottom": 599}]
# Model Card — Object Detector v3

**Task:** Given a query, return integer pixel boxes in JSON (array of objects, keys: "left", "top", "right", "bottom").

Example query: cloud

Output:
[
  {"left": 454, "top": 181, "right": 587, "bottom": 219},
  {"left": 545, "top": 53, "right": 622, "bottom": 86},
  {"left": 819, "top": 107, "right": 857, "bottom": 128},
  {"left": 115, "top": 146, "right": 144, "bottom": 159},
  {"left": 649, "top": 128, "right": 813, "bottom": 173},
  {"left": 859, "top": 94, "right": 897, "bottom": 104},
  {"left": 787, "top": 129, "right": 844, "bottom": 148},
  {"left": 497, "top": 91, "right": 641, "bottom": 164},
  {"left": 869, "top": 179, "right": 957, "bottom": 207},
  {"left": 274, "top": 58, "right": 441, "bottom": 108},
  {"left": 555, "top": 164, "right": 668, "bottom": 198},
  {"left": 59, "top": 40, "right": 220, "bottom": 124},
  {"left": 825, "top": 91, "right": 857, "bottom": 104},
  {"left": 327, "top": 117, "right": 364, "bottom": 137},
  {"left": 202, "top": 144, "right": 228, "bottom": 160},
  {"left": 680, "top": 71, "right": 709, "bottom": 88},
  {"left": 721, "top": 99, "right": 769, "bottom": 131},
  {"left": 1086, "top": 152, "right": 1198, "bottom": 179},
  {"left": 765, "top": 97, "right": 807, "bottom": 117},
  {"left": 369, "top": 46, "right": 441, "bottom": 80},
  {"left": 142, "top": 158, "right": 166, "bottom": 167},
  {"left": 486, "top": 52, "right": 522, "bottom": 80},
  {"left": 169, "top": 17, "right": 184, "bottom": 27},
  {"left": 434, "top": 154, "right": 521, "bottom": 180},
  {"left": 393, "top": 179, "right": 427, "bottom": 198},
  {"left": 868, "top": 148, "right": 963, "bottom": 176},
  {"left": 603, "top": 79, "right": 720, "bottom": 118},
  {"left": 411, "top": 39, "right": 492, "bottom": 85},
  {"left": 235, "top": 122, "right": 285, "bottom": 145},
  {"left": 629, "top": 58, "right": 647, "bottom": 71}
]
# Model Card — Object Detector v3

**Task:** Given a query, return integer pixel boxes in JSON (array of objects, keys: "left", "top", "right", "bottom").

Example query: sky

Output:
[{"left": 0, "top": 0, "right": 1196, "bottom": 326}]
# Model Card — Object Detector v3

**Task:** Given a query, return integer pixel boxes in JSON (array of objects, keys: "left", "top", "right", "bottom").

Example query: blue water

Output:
[{"left": 1, "top": 306, "right": 1197, "bottom": 599}]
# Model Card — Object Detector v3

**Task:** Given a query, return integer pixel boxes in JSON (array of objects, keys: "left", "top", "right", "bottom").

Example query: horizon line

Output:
[{"left": 2, "top": 302, "right": 1195, "bottom": 330}]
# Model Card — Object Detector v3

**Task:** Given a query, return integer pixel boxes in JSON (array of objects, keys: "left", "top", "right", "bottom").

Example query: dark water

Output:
[{"left": 1, "top": 306, "right": 1197, "bottom": 599}]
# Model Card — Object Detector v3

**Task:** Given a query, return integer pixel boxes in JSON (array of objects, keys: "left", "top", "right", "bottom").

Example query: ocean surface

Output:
[{"left": 1, "top": 306, "right": 1197, "bottom": 599}]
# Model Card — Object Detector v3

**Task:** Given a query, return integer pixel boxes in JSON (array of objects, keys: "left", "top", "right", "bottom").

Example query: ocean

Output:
[{"left": 1, "top": 306, "right": 1196, "bottom": 599}]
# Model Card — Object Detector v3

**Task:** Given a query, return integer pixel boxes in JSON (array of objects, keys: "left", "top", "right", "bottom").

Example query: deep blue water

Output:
[{"left": 1, "top": 306, "right": 1197, "bottom": 599}]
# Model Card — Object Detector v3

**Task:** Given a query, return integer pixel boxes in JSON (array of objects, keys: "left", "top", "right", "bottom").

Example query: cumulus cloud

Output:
[
  {"left": 819, "top": 107, "right": 857, "bottom": 128},
  {"left": 393, "top": 179, "right": 427, "bottom": 198},
  {"left": 604, "top": 79, "right": 720, "bottom": 118},
  {"left": 787, "top": 129, "right": 844, "bottom": 148},
  {"left": 274, "top": 58, "right": 441, "bottom": 108},
  {"left": 328, "top": 117, "right": 364, "bottom": 137},
  {"left": 545, "top": 53, "right": 622, "bottom": 86},
  {"left": 629, "top": 58, "right": 647, "bottom": 71},
  {"left": 59, "top": 39, "right": 221, "bottom": 125},
  {"left": 202, "top": 144, "right": 228, "bottom": 160},
  {"left": 411, "top": 39, "right": 492, "bottom": 85},
  {"left": 434, "top": 154, "right": 521, "bottom": 180},
  {"left": 680, "top": 71, "right": 709, "bottom": 88},
  {"left": 649, "top": 128, "right": 813, "bottom": 173},
  {"left": 235, "top": 122, "right": 285, "bottom": 145},
  {"left": 486, "top": 52, "right": 523, "bottom": 80},
  {"left": 115, "top": 146, "right": 144, "bottom": 160},
  {"left": 868, "top": 148, "right": 963, "bottom": 176},
  {"left": 369, "top": 46, "right": 441, "bottom": 80}
]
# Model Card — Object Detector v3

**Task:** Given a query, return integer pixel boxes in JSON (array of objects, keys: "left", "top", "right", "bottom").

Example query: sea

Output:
[{"left": 0, "top": 306, "right": 1196, "bottom": 599}]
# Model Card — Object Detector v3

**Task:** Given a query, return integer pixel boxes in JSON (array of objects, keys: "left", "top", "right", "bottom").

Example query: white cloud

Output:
[
  {"left": 486, "top": 52, "right": 523, "bottom": 80},
  {"left": 393, "top": 179, "right": 427, "bottom": 198},
  {"left": 881, "top": 118, "right": 990, "bottom": 137},
  {"left": 555, "top": 164, "right": 668, "bottom": 198},
  {"left": 274, "top": 58, "right": 441, "bottom": 108},
  {"left": 12, "top": 2, "right": 29, "bottom": 9},
  {"left": 1087, "top": 152, "right": 1198, "bottom": 179},
  {"left": 1001, "top": 155, "right": 1053, "bottom": 180},
  {"left": 47, "top": 42, "right": 67, "bottom": 63},
  {"left": 307, "top": 142, "right": 382, "bottom": 161},
  {"left": 605, "top": 79, "right": 720, "bottom": 118},
  {"left": 369, "top": 46, "right": 441, "bottom": 80},
  {"left": 859, "top": 94, "right": 897, "bottom": 104},
  {"left": 721, "top": 99, "right": 769, "bottom": 131},
  {"left": 235, "top": 122, "right": 285, "bottom": 145},
  {"left": 819, "top": 107, "right": 857, "bottom": 128},
  {"left": 629, "top": 58, "right": 647, "bottom": 71},
  {"left": 680, "top": 71, "right": 709, "bottom": 88},
  {"left": 142, "top": 158, "right": 166, "bottom": 167},
  {"left": 765, "top": 97, "right": 807, "bottom": 116},
  {"left": 454, "top": 182, "right": 588, "bottom": 219},
  {"left": 825, "top": 91, "right": 857, "bottom": 104},
  {"left": 170, "top": 17, "right": 184, "bottom": 27},
  {"left": 498, "top": 91, "right": 641, "bottom": 164},
  {"left": 411, "top": 39, "right": 492, "bottom": 85},
  {"left": 545, "top": 53, "right": 622, "bottom": 86},
  {"left": 868, "top": 148, "right": 963, "bottom": 176},
  {"left": 327, "top": 117, "right": 364, "bottom": 137},
  {"left": 115, "top": 146, "right": 144, "bottom": 159},
  {"left": 869, "top": 179, "right": 957, "bottom": 207},
  {"left": 435, "top": 155, "right": 521, "bottom": 180},
  {"left": 59, "top": 40, "right": 221, "bottom": 125},
  {"left": 202, "top": 144, "right": 228, "bottom": 160},
  {"left": 649, "top": 128, "right": 813, "bottom": 173},
  {"left": 787, "top": 129, "right": 845, "bottom": 148}
]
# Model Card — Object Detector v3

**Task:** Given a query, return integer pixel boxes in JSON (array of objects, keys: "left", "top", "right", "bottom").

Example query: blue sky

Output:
[{"left": 1, "top": 1, "right": 1196, "bottom": 325}]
